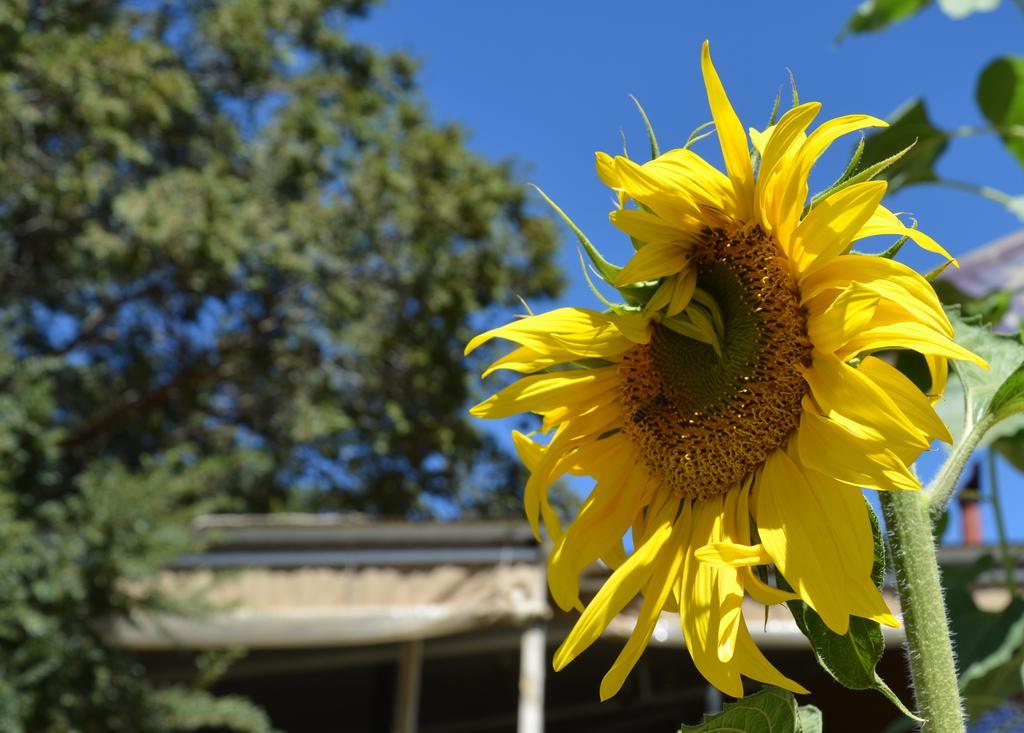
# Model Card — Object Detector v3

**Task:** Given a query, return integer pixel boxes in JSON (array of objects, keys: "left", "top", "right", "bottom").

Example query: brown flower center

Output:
[{"left": 618, "top": 226, "right": 812, "bottom": 500}]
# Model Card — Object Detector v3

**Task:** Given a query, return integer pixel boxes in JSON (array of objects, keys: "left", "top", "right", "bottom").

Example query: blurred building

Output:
[
  {"left": 942, "top": 228, "right": 1024, "bottom": 331},
  {"left": 113, "top": 513, "right": 1023, "bottom": 733}
]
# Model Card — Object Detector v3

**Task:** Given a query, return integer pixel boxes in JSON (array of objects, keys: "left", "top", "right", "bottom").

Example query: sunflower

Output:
[{"left": 466, "top": 41, "right": 984, "bottom": 700}]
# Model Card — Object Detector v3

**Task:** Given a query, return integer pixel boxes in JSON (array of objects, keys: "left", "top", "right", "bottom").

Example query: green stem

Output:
[
  {"left": 881, "top": 490, "right": 966, "bottom": 732},
  {"left": 948, "top": 124, "right": 1024, "bottom": 140},
  {"left": 932, "top": 179, "right": 1015, "bottom": 207},
  {"left": 926, "top": 414, "right": 995, "bottom": 518},
  {"left": 987, "top": 449, "right": 1018, "bottom": 596}
]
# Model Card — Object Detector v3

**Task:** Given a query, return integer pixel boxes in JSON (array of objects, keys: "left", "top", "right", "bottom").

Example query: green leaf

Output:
[
  {"left": 931, "top": 281, "right": 1011, "bottom": 327},
  {"left": 936, "top": 0, "right": 1000, "bottom": 18},
  {"left": 782, "top": 501, "right": 920, "bottom": 721},
  {"left": 679, "top": 687, "right": 802, "bottom": 732},
  {"left": 840, "top": 0, "right": 931, "bottom": 37},
  {"left": 858, "top": 99, "right": 948, "bottom": 193},
  {"left": 977, "top": 56, "right": 1024, "bottom": 167},
  {"left": 796, "top": 705, "right": 823, "bottom": 733},
  {"left": 934, "top": 306, "right": 1024, "bottom": 442},
  {"left": 944, "top": 555, "right": 1024, "bottom": 719},
  {"left": 990, "top": 363, "right": 1024, "bottom": 420}
]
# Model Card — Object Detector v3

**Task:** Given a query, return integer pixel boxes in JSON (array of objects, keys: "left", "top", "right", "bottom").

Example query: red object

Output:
[{"left": 959, "top": 464, "right": 982, "bottom": 547}]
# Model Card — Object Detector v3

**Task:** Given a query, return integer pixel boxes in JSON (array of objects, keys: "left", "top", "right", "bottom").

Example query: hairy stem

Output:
[{"left": 881, "top": 490, "right": 966, "bottom": 732}]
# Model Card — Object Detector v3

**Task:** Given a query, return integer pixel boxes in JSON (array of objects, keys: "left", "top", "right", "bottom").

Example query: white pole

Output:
[
  {"left": 392, "top": 639, "right": 423, "bottom": 733},
  {"left": 517, "top": 622, "right": 546, "bottom": 733}
]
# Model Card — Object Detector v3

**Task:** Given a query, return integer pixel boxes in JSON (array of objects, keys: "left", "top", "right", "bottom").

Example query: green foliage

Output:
[
  {"left": 977, "top": 56, "right": 1024, "bottom": 167},
  {"left": 0, "top": 0, "right": 562, "bottom": 517},
  {"left": 781, "top": 501, "right": 919, "bottom": 721},
  {"left": 679, "top": 687, "right": 821, "bottom": 733},
  {"left": 0, "top": 439, "right": 277, "bottom": 732},
  {"left": 840, "top": 0, "right": 931, "bottom": 37},
  {"left": 858, "top": 100, "right": 947, "bottom": 193},
  {"left": 944, "top": 556, "right": 1024, "bottom": 719},
  {"left": 796, "top": 706, "right": 823, "bottom": 733},
  {"left": 934, "top": 307, "right": 1024, "bottom": 445},
  {"left": 846, "top": 7, "right": 1024, "bottom": 221},
  {"left": 147, "top": 688, "right": 277, "bottom": 733},
  {"left": 926, "top": 291, "right": 1024, "bottom": 471},
  {"left": 0, "top": 0, "right": 564, "bottom": 729},
  {"left": 841, "top": 0, "right": 1002, "bottom": 35},
  {"left": 931, "top": 282, "right": 1012, "bottom": 327},
  {"left": 937, "top": 0, "right": 1002, "bottom": 18}
]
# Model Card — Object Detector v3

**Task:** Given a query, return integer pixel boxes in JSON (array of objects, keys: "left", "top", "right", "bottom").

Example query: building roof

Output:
[{"left": 116, "top": 514, "right": 1020, "bottom": 653}]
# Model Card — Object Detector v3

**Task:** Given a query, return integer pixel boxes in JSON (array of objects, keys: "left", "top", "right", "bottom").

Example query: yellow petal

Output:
[
  {"left": 667, "top": 269, "right": 698, "bottom": 316},
  {"left": 804, "top": 351, "right": 931, "bottom": 461},
  {"left": 858, "top": 356, "right": 953, "bottom": 444},
  {"left": 596, "top": 151, "right": 621, "bottom": 190},
  {"left": 469, "top": 366, "right": 619, "bottom": 419},
  {"left": 466, "top": 307, "right": 608, "bottom": 356},
  {"left": 791, "top": 181, "right": 888, "bottom": 274},
  {"left": 807, "top": 285, "right": 879, "bottom": 354},
  {"left": 551, "top": 319, "right": 649, "bottom": 358},
  {"left": 857, "top": 205, "right": 956, "bottom": 264},
  {"left": 756, "top": 102, "right": 821, "bottom": 230},
  {"left": 644, "top": 278, "right": 674, "bottom": 314},
  {"left": 514, "top": 430, "right": 570, "bottom": 541},
  {"left": 613, "top": 156, "right": 704, "bottom": 223},
  {"left": 800, "top": 254, "right": 952, "bottom": 338},
  {"left": 643, "top": 148, "right": 736, "bottom": 218},
  {"left": 774, "top": 114, "right": 888, "bottom": 251},
  {"left": 552, "top": 496, "right": 676, "bottom": 671},
  {"left": 614, "top": 242, "right": 690, "bottom": 286},
  {"left": 732, "top": 624, "right": 811, "bottom": 694},
  {"left": 701, "top": 41, "right": 753, "bottom": 218},
  {"left": 600, "top": 500, "right": 689, "bottom": 700},
  {"left": 678, "top": 496, "right": 743, "bottom": 697},
  {"left": 837, "top": 321, "right": 987, "bottom": 369},
  {"left": 795, "top": 402, "right": 921, "bottom": 492},
  {"left": 727, "top": 480, "right": 800, "bottom": 605},
  {"left": 482, "top": 345, "right": 558, "bottom": 377},
  {"left": 927, "top": 354, "right": 949, "bottom": 403},
  {"left": 695, "top": 542, "right": 772, "bottom": 567},
  {"left": 548, "top": 449, "right": 647, "bottom": 610},
  {"left": 755, "top": 449, "right": 852, "bottom": 634},
  {"left": 609, "top": 208, "right": 699, "bottom": 245}
]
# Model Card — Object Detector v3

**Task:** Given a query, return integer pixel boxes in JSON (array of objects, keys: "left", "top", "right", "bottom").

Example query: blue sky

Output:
[{"left": 350, "top": 1, "right": 1024, "bottom": 542}]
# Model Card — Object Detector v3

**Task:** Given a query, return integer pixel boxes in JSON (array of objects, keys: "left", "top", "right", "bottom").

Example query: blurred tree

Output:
[
  {"left": 0, "top": 0, "right": 563, "bottom": 729},
  {"left": 0, "top": 0, "right": 562, "bottom": 515}
]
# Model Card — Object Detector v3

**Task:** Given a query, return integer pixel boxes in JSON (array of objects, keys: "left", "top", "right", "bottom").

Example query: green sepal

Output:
[
  {"left": 575, "top": 248, "right": 617, "bottom": 311},
  {"left": 530, "top": 183, "right": 621, "bottom": 286},
  {"left": 857, "top": 99, "right": 947, "bottom": 193},
  {"left": 780, "top": 500, "right": 921, "bottom": 722},
  {"left": 630, "top": 95, "right": 660, "bottom": 160},
  {"left": 810, "top": 141, "right": 914, "bottom": 209},
  {"left": 679, "top": 686, "right": 820, "bottom": 733},
  {"left": 767, "top": 87, "right": 783, "bottom": 127},
  {"left": 787, "top": 68, "right": 800, "bottom": 107},
  {"left": 838, "top": 134, "right": 867, "bottom": 185},
  {"left": 685, "top": 121, "right": 715, "bottom": 150}
]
